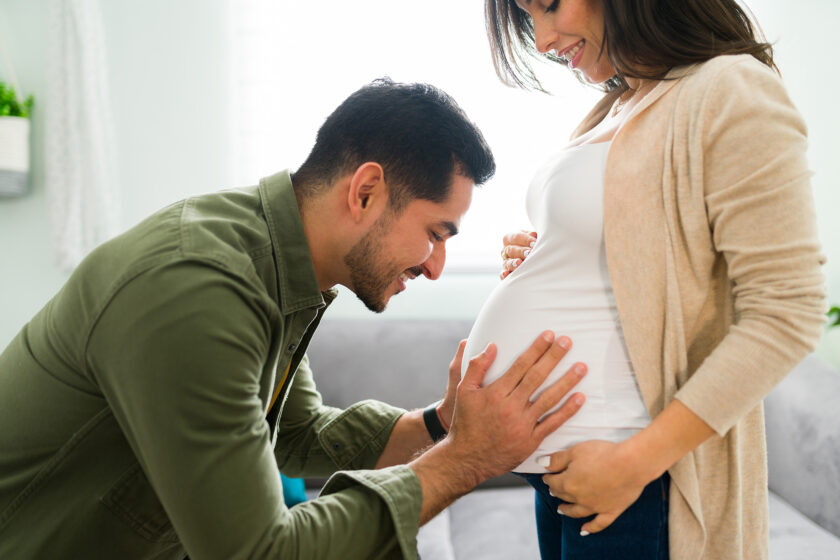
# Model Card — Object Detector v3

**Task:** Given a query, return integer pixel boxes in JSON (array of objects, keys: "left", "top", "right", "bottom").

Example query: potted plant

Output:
[{"left": 0, "top": 81, "right": 33, "bottom": 197}]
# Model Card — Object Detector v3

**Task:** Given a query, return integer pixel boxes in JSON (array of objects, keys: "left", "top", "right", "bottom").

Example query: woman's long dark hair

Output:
[{"left": 485, "top": 0, "right": 776, "bottom": 92}]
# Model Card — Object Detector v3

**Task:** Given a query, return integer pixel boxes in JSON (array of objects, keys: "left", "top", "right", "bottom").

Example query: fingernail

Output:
[
  {"left": 514, "top": 259, "right": 522, "bottom": 267},
  {"left": 557, "top": 336, "right": 571, "bottom": 349},
  {"left": 580, "top": 530, "right": 590, "bottom": 537},
  {"left": 556, "top": 506, "right": 564, "bottom": 515},
  {"left": 574, "top": 363, "right": 586, "bottom": 375},
  {"left": 573, "top": 394, "right": 585, "bottom": 405},
  {"left": 542, "top": 331, "right": 554, "bottom": 343},
  {"left": 529, "top": 240, "right": 536, "bottom": 248},
  {"left": 523, "top": 249, "right": 530, "bottom": 258},
  {"left": 537, "top": 455, "right": 551, "bottom": 467}
]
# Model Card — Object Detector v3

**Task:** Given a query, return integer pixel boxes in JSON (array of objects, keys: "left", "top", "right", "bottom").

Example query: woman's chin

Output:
[{"left": 572, "top": 62, "right": 617, "bottom": 86}]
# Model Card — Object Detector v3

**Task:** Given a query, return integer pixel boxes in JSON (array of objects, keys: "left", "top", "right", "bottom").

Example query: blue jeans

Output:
[{"left": 517, "top": 472, "right": 670, "bottom": 560}]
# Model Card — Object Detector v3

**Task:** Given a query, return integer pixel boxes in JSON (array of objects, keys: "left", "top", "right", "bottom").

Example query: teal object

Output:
[{"left": 281, "top": 474, "right": 307, "bottom": 506}]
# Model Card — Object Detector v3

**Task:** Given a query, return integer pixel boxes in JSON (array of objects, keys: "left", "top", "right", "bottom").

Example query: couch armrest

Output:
[{"left": 764, "top": 354, "right": 840, "bottom": 537}]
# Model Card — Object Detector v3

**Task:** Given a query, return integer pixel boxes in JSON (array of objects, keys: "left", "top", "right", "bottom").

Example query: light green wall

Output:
[
  {"left": 0, "top": 0, "right": 230, "bottom": 347},
  {"left": 0, "top": 1, "right": 838, "bottom": 365},
  {"left": 0, "top": 0, "right": 68, "bottom": 346}
]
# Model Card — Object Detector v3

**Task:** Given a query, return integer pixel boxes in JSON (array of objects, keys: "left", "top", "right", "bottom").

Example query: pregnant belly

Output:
[
  {"left": 462, "top": 278, "right": 645, "bottom": 472},
  {"left": 462, "top": 284, "right": 609, "bottom": 428}
]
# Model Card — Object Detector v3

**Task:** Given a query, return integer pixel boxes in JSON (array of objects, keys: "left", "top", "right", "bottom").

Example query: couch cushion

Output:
[
  {"left": 417, "top": 510, "right": 456, "bottom": 560},
  {"left": 769, "top": 491, "right": 840, "bottom": 558},
  {"left": 447, "top": 486, "right": 540, "bottom": 559},
  {"left": 765, "top": 354, "right": 840, "bottom": 537},
  {"left": 306, "top": 319, "right": 474, "bottom": 410}
]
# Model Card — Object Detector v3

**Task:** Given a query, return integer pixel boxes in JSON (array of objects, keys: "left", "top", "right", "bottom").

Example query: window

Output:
[{"left": 229, "top": 0, "right": 601, "bottom": 271}]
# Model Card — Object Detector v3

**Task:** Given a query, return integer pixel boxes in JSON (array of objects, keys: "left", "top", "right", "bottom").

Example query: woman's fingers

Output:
[
  {"left": 502, "top": 229, "right": 537, "bottom": 248},
  {"left": 500, "top": 230, "right": 537, "bottom": 278},
  {"left": 556, "top": 503, "right": 595, "bottom": 519},
  {"left": 580, "top": 512, "right": 620, "bottom": 535}
]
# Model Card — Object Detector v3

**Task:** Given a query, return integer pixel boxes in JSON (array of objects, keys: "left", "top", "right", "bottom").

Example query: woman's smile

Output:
[{"left": 557, "top": 39, "right": 586, "bottom": 69}]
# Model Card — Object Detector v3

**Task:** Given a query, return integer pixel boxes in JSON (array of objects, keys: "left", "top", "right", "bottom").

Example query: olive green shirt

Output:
[{"left": 0, "top": 171, "right": 423, "bottom": 559}]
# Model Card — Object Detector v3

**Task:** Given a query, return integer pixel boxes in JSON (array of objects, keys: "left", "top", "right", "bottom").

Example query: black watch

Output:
[{"left": 423, "top": 401, "right": 448, "bottom": 443}]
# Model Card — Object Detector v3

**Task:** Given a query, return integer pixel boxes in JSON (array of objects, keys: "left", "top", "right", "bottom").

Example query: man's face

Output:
[{"left": 344, "top": 174, "right": 474, "bottom": 312}]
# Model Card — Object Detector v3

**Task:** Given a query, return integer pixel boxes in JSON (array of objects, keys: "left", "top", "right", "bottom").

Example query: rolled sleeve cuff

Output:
[
  {"left": 318, "top": 399, "right": 406, "bottom": 470},
  {"left": 321, "top": 465, "right": 422, "bottom": 560}
]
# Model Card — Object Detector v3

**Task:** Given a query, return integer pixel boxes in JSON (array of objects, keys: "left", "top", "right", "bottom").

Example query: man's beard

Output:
[{"left": 344, "top": 213, "right": 402, "bottom": 313}]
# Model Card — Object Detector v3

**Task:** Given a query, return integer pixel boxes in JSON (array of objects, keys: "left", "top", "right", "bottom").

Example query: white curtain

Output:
[{"left": 46, "top": 0, "right": 119, "bottom": 272}]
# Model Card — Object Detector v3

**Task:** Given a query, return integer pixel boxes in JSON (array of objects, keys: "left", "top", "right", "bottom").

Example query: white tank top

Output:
[{"left": 462, "top": 141, "right": 650, "bottom": 473}]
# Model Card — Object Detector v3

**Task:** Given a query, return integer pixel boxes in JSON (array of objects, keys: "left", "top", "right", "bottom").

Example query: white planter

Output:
[{"left": 0, "top": 115, "right": 31, "bottom": 197}]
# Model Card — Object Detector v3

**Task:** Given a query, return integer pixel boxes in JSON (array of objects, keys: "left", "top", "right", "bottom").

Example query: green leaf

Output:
[
  {"left": 829, "top": 306, "right": 840, "bottom": 328},
  {"left": 0, "top": 80, "right": 33, "bottom": 118}
]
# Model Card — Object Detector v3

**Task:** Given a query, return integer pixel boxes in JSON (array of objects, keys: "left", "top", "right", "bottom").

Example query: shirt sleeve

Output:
[
  {"left": 86, "top": 261, "right": 421, "bottom": 560},
  {"left": 273, "top": 354, "right": 408, "bottom": 476},
  {"left": 673, "top": 58, "right": 828, "bottom": 435}
]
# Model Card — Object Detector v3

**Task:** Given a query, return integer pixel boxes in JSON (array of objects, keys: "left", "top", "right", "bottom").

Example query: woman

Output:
[{"left": 461, "top": 0, "right": 827, "bottom": 558}]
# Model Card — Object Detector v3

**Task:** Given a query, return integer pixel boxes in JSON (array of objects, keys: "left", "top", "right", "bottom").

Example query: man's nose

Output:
[{"left": 421, "top": 243, "right": 446, "bottom": 281}]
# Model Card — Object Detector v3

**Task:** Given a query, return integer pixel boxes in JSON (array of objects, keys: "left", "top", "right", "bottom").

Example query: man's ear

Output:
[{"left": 347, "top": 162, "right": 388, "bottom": 222}]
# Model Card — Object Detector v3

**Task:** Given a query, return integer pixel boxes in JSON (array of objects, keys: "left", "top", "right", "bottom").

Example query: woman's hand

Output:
[
  {"left": 538, "top": 440, "right": 653, "bottom": 535},
  {"left": 500, "top": 230, "right": 537, "bottom": 279},
  {"left": 540, "top": 400, "right": 715, "bottom": 535}
]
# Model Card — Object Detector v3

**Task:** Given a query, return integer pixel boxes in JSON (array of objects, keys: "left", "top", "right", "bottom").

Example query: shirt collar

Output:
[{"left": 258, "top": 170, "right": 338, "bottom": 315}]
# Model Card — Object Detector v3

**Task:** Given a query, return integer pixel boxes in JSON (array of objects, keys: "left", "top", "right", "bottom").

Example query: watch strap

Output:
[{"left": 423, "top": 401, "right": 448, "bottom": 443}]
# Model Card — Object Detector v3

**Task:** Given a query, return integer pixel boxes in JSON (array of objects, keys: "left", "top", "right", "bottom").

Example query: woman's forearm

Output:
[{"left": 621, "top": 398, "right": 716, "bottom": 484}]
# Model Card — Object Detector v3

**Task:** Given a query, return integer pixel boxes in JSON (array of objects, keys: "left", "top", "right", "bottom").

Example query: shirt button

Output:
[
  {"left": 332, "top": 442, "right": 342, "bottom": 451},
  {"left": 288, "top": 343, "right": 296, "bottom": 351}
]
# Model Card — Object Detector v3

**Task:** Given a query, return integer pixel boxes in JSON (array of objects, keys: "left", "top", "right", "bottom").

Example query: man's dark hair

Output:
[{"left": 292, "top": 78, "right": 496, "bottom": 212}]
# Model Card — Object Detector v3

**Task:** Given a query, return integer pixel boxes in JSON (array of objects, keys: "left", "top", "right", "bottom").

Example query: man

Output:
[{"left": 0, "top": 79, "right": 584, "bottom": 559}]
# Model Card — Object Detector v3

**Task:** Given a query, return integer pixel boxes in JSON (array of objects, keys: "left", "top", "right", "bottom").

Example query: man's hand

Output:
[
  {"left": 410, "top": 331, "right": 587, "bottom": 523},
  {"left": 447, "top": 332, "right": 586, "bottom": 481},
  {"left": 435, "top": 340, "right": 466, "bottom": 430}
]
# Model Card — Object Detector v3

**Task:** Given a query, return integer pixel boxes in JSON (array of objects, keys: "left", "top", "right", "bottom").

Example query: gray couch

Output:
[{"left": 304, "top": 319, "right": 840, "bottom": 559}]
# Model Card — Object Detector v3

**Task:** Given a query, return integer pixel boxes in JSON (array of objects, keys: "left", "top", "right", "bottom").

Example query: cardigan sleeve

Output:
[{"left": 673, "top": 57, "right": 828, "bottom": 435}]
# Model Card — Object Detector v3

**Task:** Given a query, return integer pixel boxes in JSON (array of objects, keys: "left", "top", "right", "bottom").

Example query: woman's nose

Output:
[{"left": 533, "top": 19, "right": 558, "bottom": 55}]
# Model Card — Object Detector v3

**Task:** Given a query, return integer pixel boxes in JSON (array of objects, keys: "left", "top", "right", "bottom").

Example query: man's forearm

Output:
[
  {"left": 408, "top": 438, "right": 485, "bottom": 525},
  {"left": 375, "top": 409, "right": 434, "bottom": 469}
]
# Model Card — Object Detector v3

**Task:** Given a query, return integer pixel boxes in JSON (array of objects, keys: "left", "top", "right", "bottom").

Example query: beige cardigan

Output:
[{"left": 590, "top": 55, "right": 827, "bottom": 559}]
